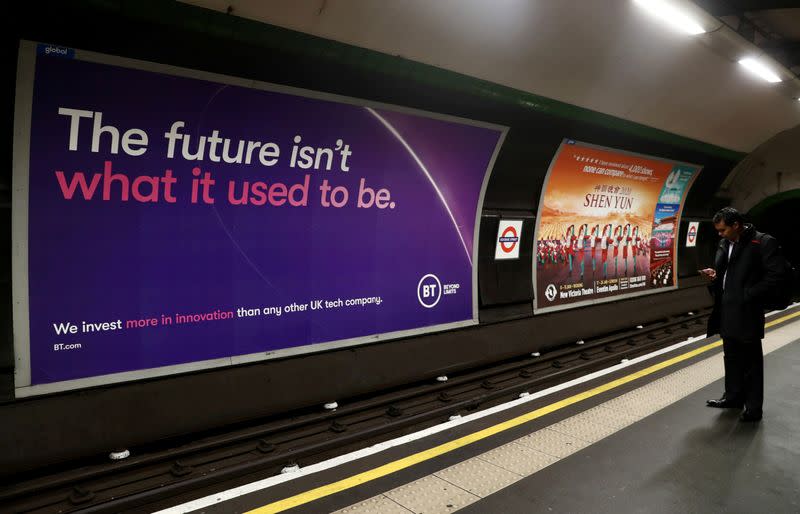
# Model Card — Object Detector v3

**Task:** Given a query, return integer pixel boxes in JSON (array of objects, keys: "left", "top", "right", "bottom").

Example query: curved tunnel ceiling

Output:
[
  {"left": 720, "top": 123, "right": 800, "bottom": 212},
  {"left": 180, "top": 0, "right": 800, "bottom": 153}
]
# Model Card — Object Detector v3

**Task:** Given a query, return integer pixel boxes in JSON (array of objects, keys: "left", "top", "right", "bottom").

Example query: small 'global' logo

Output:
[
  {"left": 36, "top": 44, "right": 75, "bottom": 59},
  {"left": 499, "top": 226, "right": 519, "bottom": 253},
  {"left": 45, "top": 46, "right": 68, "bottom": 55},
  {"left": 545, "top": 284, "right": 558, "bottom": 302},
  {"left": 417, "top": 274, "right": 442, "bottom": 308}
]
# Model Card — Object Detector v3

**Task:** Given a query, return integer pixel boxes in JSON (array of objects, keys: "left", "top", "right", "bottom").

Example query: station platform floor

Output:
[{"left": 157, "top": 309, "right": 800, "bottom": 514}]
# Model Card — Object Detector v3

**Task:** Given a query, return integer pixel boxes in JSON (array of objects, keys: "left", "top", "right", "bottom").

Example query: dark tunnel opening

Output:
[{"left": 747, "top": 192, "right": 800, "bottom": 298}]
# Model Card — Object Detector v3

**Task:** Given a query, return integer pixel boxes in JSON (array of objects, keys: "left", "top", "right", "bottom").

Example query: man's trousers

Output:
[{"left": 722, "top": 337, "right": 764, "bottom": 413}]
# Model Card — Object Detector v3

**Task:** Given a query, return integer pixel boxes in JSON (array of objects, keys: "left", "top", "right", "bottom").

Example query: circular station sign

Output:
[
  {"left": 499, "top": 226, "right": 519, "bottom": 253},
  {"left": 686, "top": 222, "right": 699, "bottom": 247},
  {"left": 495, "top": 220, "right": 523, "bottom": 260}
]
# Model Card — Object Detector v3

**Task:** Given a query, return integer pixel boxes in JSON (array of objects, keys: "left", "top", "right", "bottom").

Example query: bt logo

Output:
[{"left": 417, "top": 274, "right": 442, "bottom": 308}]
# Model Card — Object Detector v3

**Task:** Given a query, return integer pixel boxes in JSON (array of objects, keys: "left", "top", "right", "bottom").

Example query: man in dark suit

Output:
[{"left": 699, "top": 207, "right": 783, "bottom": 422}]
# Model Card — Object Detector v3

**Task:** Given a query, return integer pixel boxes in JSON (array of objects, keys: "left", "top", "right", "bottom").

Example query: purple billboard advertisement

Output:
[{"left": 12, "top": 42, "right": 506, "bottom": 395}]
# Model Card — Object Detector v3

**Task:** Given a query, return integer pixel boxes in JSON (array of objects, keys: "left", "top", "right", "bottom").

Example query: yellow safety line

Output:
[{"left": 247, "top": 310, "right": 800, "bottom": 513}]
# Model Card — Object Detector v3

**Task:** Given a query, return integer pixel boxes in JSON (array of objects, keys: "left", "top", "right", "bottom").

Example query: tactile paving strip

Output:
[
  {"left": 434, "top": 458, "right": 521, "bottom": 497},
  {"left": 382, "top": 475, "right": 480, "bottom": 514},
  {"left": 477, "top": 442, "right": 558, "bottom": 476},
  {"left": 515, "top": 427, "right": 590, "bottom": 458}
]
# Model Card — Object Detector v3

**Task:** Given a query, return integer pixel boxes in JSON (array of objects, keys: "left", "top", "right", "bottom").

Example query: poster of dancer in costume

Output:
[{"left": 533, "top": 140, "right": 701, "bottom": 313}]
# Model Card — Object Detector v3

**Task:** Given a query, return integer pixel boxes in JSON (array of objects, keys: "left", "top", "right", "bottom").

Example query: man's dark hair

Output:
[{"left": 712, "top": 207, "right": 745, "bottom": 226}]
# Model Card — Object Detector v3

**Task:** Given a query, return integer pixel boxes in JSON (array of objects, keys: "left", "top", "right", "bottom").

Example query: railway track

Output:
[{"left": 1, "top": 308, "right": 712, "bottom": 513}]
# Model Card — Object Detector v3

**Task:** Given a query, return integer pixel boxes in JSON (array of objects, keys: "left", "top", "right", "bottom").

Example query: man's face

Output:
[{"left": 714, "top": 220, "right": 740, "bottom": 241}]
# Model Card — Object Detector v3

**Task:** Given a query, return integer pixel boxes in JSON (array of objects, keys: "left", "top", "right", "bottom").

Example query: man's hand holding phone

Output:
[{"left": 698, "top": 268, "right": 716, "bottom": 281}]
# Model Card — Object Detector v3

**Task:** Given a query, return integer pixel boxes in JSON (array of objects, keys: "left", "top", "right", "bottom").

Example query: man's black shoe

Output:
[
  {"left": 706, "top": 398, "right": 744, "bottom": 408},
  {"left": 739, "top": 410, "right": 762, "bottom": 422}
]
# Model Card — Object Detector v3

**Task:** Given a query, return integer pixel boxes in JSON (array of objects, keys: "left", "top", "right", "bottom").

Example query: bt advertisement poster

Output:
[
  {"left": 13, "top": 42, "right": 506, "bottom": 395},
  {"left": 533, "top": 140, "right": 701, "bottom": 313}
]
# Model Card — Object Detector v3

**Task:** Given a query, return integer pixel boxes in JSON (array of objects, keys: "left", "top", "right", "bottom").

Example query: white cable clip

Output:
[{"left": 109, "top": 449, "right": 130, "bottom": 460}]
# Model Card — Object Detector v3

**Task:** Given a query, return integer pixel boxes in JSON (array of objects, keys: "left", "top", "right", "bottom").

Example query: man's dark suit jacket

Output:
[{"left": 706, "top": 224, "right": 783, "bottom": 340}]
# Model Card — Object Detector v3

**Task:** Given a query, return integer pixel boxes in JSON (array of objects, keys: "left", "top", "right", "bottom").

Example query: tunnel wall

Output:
[
  {"left": 0, "top": 0, "right": 739, "bottom": 475},
  {"left": 719, "top": 125, "right": 800, "bottom": 214}
]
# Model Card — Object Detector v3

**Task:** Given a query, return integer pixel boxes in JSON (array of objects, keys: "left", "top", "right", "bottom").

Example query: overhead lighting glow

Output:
[
  {"left": 738, "top": 58, "right": 782, "bottom": 83},
  {"left": 633, "top": 0, "right": 706, "bottom": 35}
]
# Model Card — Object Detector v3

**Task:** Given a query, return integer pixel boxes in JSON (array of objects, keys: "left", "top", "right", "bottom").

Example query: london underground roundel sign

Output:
[
  {"left": 495, "top": 220, "right": 523, "bottom": 260},
  {"left": 686, "top": 221, "right": 699, "bottom": 247}
]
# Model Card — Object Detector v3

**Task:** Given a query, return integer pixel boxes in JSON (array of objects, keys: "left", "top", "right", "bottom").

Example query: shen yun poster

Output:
[{"left": 534, "top": 140, "right": 701, "bottom": 313}]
